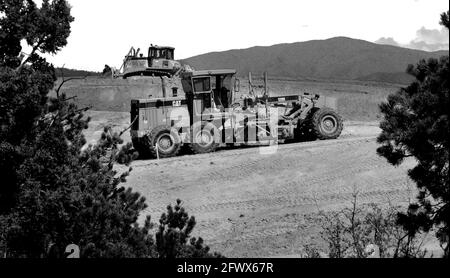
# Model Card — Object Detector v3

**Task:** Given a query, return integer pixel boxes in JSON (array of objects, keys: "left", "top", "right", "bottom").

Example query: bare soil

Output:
[
  {"left": 102, "top": 116, "right": 418, "bottom": 257},
  {"left": 74, "top": 76, "right": 439, "bottom": 257}
]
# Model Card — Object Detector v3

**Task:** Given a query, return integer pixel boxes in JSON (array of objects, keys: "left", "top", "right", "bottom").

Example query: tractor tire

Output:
[
  {"left": 189, "top": 122, "right": 219, "bottom": 154},
  {"left": 145, "top": 125, "right": 181, "bottom": 158},
  {"left": 310, "top": 108, "right": 344, "bottom": 140}
]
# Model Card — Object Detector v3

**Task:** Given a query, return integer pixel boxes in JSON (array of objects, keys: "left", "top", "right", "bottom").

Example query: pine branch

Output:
[{"left": 16, "top": 37, "right": 44, "bottom": 70}]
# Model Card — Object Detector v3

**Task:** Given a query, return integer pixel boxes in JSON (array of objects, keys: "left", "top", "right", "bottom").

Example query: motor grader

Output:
[{"left": 130, "top": 69, "right": 343, "bottom": 158}]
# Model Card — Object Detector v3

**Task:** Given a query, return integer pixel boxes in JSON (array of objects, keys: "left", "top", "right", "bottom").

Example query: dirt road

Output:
[{"left": 124, "top": 121, "right": 417, "bottom": 257}]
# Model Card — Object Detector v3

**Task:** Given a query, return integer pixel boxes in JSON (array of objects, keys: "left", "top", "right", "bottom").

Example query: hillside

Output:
[
  {"left": 55, "top": 67, "right": 101, "bottom": 78},
  {"left": 182, "top": 37, "right": 448, "bottom": 84}
]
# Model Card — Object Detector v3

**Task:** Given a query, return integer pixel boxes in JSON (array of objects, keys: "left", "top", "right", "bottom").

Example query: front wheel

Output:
[
  {"left": 146, "top": 125, "right": 181, "bottom": 158},
  {"left": 189, "top": 123, "right": 219, "bottom": 154},
  {"left": 310, "top": 108, "right": 344, "bottom": 140}
]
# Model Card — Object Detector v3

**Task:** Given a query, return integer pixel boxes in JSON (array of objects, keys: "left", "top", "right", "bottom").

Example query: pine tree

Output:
[
  {"left": 0, "top": 0, "right": 219, "bottom": 258},
  {"left": 156, "top": 199, "right": 223, "bottom": 258},
  {"left": 377, "top": 11, "right": 449, "bottom": 258}
]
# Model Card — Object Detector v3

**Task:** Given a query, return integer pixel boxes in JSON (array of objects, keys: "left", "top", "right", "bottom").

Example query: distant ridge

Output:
[
  {"left": 182, "top": 37, "right": 448, "bottom": 84},
  {"left": 55, "top": 67, "right": 100, "bottom": 78}
]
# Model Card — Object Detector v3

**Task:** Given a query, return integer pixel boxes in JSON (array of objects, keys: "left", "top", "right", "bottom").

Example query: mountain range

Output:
[{"left": 181, "top": 37, "right": 448, "bottom": 84}]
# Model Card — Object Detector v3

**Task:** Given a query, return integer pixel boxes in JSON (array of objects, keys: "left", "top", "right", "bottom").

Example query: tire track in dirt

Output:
[
  {"left": 133, "top": 137, "right": 376, "bottom": 200},
  {"left": 195, "top": 186, "right": 409, "bottom": 246},
  {"left": 131, "top": 136, "right": 376, "bottom": 172},
  {"left": 185, "top": 178, "right": 409, "bottom": 215},
  {"left": 195, "top": 186, "right": 410, "bottom": 246},
  {"left": 138, "top": 162, "right": 411, "bottom": 252},
  {"left": 140, "top": 168, "right": 411, "bottom": 243},
  {"left": 139, "top": 139, "right": 399, "bottom": 216},
  {"left": 204, "top": 149, "right": 380, "bottom": 190},
  {"left": 126, "top": 127, "right": 414, "bottom": 257}
]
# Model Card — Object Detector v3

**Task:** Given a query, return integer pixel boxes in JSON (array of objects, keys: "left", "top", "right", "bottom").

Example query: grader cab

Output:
[{"left": 130, "top": 69, "right": 343, "bottom": 158}]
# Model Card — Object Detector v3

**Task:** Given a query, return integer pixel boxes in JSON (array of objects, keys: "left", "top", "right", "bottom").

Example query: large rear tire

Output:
[
  {"left": 189, "top": 122, "right": 219, "bottom": 154},
  {"left": 145, "top": 125, "right": 181, "bottom": 158},
  {"left": 310, "top": 108, "right": 343, "bottom": 140}
]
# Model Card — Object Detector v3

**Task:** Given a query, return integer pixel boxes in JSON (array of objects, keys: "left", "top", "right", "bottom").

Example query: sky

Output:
[{"left": 37, "top": 0, "right": 449, "bottom": 71}]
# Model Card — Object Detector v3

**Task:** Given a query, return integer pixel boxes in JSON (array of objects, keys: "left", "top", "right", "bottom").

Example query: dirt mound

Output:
[
  {"left": 51, "top": 76, "right": 183, "bottom": 112},
  {"left": 51, "top": 75, "right": 400, "bottom": 121}
]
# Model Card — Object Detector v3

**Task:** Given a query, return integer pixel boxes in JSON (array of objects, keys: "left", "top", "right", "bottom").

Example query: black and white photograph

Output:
[{"left": 0, "top": 0, "right": 448, "bottom": 268}]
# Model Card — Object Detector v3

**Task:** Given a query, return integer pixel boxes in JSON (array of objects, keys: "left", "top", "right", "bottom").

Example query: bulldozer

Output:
[
  {"left": 115, "top": 44, "right": 182, "bottom": 79},
  {"left": 130, "top": 69, "right": 344, "bottom": 158}
]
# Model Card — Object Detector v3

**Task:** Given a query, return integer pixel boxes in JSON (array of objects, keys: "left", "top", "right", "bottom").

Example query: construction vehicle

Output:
[
  {"left": 115, "top": 44, "right": 182, "bottom": 79},
  {"left": 130, "top": 69, "right": 343, "bottom": 158}
]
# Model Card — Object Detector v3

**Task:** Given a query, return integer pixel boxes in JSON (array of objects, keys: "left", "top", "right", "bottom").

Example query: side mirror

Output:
[{"left": 234, "top": 78, "right": 240, "bottom": 93}]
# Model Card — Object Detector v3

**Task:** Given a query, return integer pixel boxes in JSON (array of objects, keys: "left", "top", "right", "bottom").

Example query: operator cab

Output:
[
  {"left": 181, "top": 69, "right": 238, "bottom": 117},
  {"left": 148, "top": 46, "right": 175, "bottom": 62},
  {"left": 121, "top": 45, "right": 180, "bottom": 78}
]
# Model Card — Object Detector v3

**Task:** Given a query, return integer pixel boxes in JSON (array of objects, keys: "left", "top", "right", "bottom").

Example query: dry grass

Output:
[{"left": 237, "top": 77, "right": 402, "bottom": 121}]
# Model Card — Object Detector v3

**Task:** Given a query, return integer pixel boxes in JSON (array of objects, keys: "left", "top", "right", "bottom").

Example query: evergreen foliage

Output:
[
  {"left": 0, "top": 0, "right": 218, "bottom": 258},
  {"left": 377, "top": 10, "right": 449, "bottom": 258}
]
